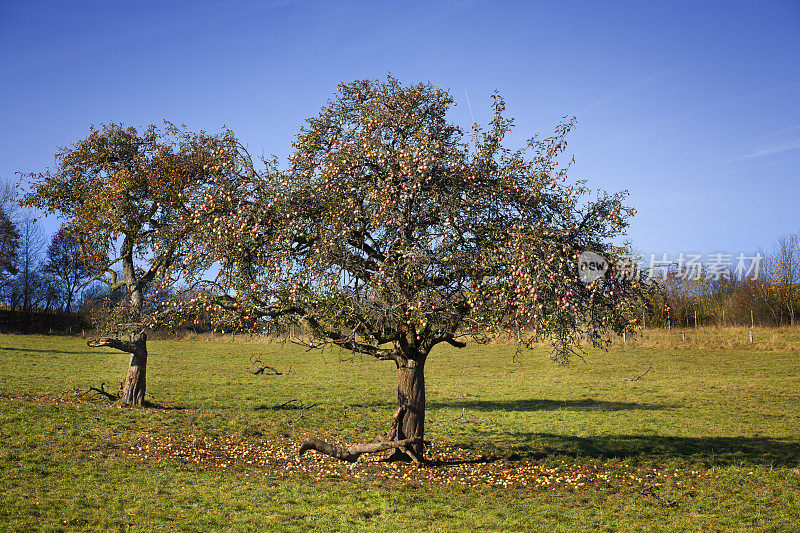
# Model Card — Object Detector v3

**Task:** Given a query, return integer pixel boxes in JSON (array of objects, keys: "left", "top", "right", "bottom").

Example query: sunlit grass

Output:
[{"left": 1, "top": 331, "right": 799, "bottom": 531}]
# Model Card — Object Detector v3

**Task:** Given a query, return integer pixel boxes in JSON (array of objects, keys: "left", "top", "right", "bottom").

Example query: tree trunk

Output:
[
  {"left": 297, "top": 355, "right": 428, "bottom": 464},
  {"left": 120, "top": 332, "right": 147, "bottom": 406},
  {"left": 394, "top": 357, "right": 426, "bottom": 458},
  {"left": 121, "top": 347, "right": 147, "bottom": 406},
  {"left": 87, "top": 332, "right": 148, "bottom": 406}
]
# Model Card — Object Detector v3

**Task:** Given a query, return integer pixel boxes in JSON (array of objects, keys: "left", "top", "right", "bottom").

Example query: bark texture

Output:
[
  {"left": 297, "top": 347, "right": 430, "bottom": 464},
  {"left": 394, "top": 358, "right": 426, "bottom": 457},
  {"left": 298, "top": 436, "right": 421, "bottom": 463},
  {"left": 87, "top": 332, "right": 147, "bottom": 406},
  {"left": 121, "top": 348, "right": 147, "bottom": 405}
]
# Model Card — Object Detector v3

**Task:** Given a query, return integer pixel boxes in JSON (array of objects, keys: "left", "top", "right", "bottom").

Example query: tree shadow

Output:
[
  {"left": 428, "top": 398, "right": 670, "bottom": 412},
  {"left": 142, "top": 401, "right": 188, "bottom": 410},
  {"left": 379, "top": 454, "right": 497, "bottom": 466},
  {"left": 428, "top": 455, "right": 497, "bottom": 467},
  {"left": 476, "top": 431, "right": 800, "bottom": 467},
  {"left": 254, "top": 400, "right": 319, "bottom": 411},
  {"left": 0, "top": 346, "right": 94, "bottom": 356}
]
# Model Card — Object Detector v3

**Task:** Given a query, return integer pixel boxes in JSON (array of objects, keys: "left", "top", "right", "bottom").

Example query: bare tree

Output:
[
  {"left": 0, "top": 180, "right": 21, "bottom": 302},
  {"left": 0, "top": 208, "right": 20, "bottom": 285},
  {"left": 14, "top": 217, "right": 46, "bottom": 312},
  {"left": 764, "top": 234, "right": 800, "bottom": 326},
  {"left": 43, "top": 228, "right": 90, "bottom": 312}
]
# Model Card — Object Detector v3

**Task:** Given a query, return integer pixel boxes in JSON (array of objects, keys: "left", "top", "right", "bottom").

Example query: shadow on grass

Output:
[
  {"left": 0, "top": 346, "right": 92, "bottom": 356},
  {"left": 429, "top": 398, "right": 669, "bottom": 412},
  {"left": 485, "top": 431, "right": 800, "bottom": 467},
  {"left": 142, "top": 401, "right": 188, "bottom": 410},
  {"left": 254, "top": 400, "right": 319, "bottom": 411},
  {"left": 429, "top": 455, "right": 497, "bottom": 466}
]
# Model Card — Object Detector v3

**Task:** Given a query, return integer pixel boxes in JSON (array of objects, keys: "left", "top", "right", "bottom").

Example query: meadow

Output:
[{"left": 1, "top": 328, "right": 799, "bottom": 531}]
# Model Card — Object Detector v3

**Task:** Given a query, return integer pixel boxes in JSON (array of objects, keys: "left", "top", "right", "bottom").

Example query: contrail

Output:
[{"left": 464, "top": 89, "right": 476, "bottom": 124}]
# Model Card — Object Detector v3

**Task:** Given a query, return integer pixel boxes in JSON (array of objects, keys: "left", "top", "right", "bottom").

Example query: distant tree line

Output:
[
  {"left": 0, "top": 181, "right": 95, "bottom": 332},
  {"left": 643, "top": 234, "right": 800, "bottom": 329}
]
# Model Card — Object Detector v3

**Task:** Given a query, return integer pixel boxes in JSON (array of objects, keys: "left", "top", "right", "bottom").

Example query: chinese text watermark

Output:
[{"left": 616, "top": 252, "right": 762, "bottom": 282}]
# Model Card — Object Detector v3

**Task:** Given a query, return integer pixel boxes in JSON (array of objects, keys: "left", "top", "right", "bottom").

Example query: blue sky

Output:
[{"left": 2, "top": 0, "right": 798, "bottom": 259}]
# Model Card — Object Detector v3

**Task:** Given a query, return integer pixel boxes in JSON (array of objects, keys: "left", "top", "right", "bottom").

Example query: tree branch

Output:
[
  {"left": 78, "top": 256, "right": 125, "bottom": 290},
  {"left": 298, "top": 436, "right": 422, "bottom": 463},
  {"left": 87, "top": 335, "right": 147, "bottom": 358},
  {"left": 445, "top": 338, "right": 467, "bottom": 348},
  {"left": 303, "top": 315, "right": 399, "bottom": 361}
]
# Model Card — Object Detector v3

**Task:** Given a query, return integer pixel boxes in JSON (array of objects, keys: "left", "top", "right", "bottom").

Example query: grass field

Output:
[{"left": 1, "top": 329, "right": 799, "bottom": 531}]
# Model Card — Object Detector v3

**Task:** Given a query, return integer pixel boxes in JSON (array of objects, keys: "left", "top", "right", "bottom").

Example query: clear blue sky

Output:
[{"left": 2, "top": 0, "right": 798, "bottom": 259}]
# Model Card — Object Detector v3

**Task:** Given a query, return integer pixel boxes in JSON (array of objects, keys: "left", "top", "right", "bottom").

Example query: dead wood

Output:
[
  {"left": 272, "top": 399, "right": 316, "bottom": 410},
  {"left": 249, "top": 354, "right": 291, "bottom": 375},
  {"left": 427, "top": 408, "right": 488, "bottom": 424},
  {"left": 623, "top": 365, "right": 652, "bottom": 381},
  {"left": 299, "top": 435, "right": 423, "bottom": 463},
  {"left": 67, "top": 379, "right": 119, "bottom": 402}
]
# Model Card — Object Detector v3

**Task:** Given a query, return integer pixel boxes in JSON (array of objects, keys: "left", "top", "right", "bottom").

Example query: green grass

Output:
[{"left": 1, "top": 331, "right": 799, "bottom": 531}]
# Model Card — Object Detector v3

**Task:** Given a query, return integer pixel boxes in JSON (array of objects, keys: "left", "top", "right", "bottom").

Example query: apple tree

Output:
[
  {"left": 22, "top": 122, "right": 236, "bottom": 405},
  {"left": 184, "top": 77, "right": 643, "bottom": 461}
]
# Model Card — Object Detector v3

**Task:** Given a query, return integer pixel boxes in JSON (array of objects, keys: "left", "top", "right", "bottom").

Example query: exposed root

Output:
[
  {"left": 299, "top": 436, "right": 422, "bottom": 463},
  {"left": 299, "top": 404, "right": 426, "bottom": 464},
  {"left": 386, "top": 405, "right": 403, "bottom": 441},
  {"left": 398, "top": 445, "right": 423, "bottom": 465}
]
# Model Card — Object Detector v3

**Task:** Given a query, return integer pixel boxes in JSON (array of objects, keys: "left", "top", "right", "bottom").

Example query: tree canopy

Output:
[
  {"left": 19, "top": 77, "right": 644, "bottom": 456},
  {"left": 185, "top": 77, "right": 641, "bottom": 362},
  {"left": 175, "top": 77, "right": 643, "bottom": 461},
  {"left": 22, "top": 121, "right": 237, "bottom": 405},
  {"left": 23, "top": 122, "right": 236, "bottom": 316}
]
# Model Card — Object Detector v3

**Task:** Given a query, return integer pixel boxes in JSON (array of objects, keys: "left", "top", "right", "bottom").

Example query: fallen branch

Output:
[
  {"left": 67, "top": 379, "right": 119, "bottom": 402},
  {"left": 299, "top": 436, "right": 422, "bottom": 463},
  {"left": 264, "top": 400, "right": 318, "bottom": 418},
  {"left": 449, "top": 407, "right": 487, "bottom": 422},
  {"left": 623, "top": 365, "right": 652, "bottom": 381},
  {"left": 249, "top": 354, "right": 291, "bottom": 375}
]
